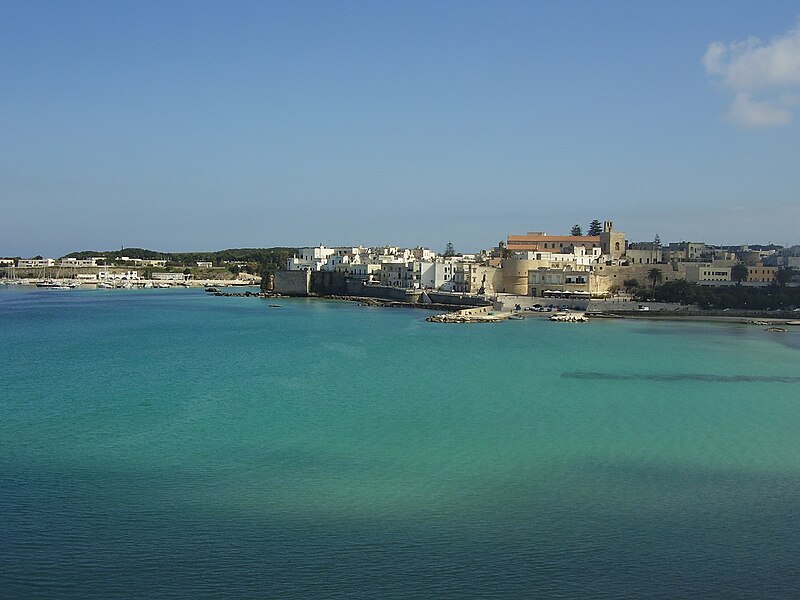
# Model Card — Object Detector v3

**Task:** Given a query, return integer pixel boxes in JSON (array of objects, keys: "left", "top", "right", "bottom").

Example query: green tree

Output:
[
  {"left": 587, "top": 220, "right": 602, "bottom": 236},
  {"left": 622, "top": 278, "right": 640, "bottom": 294},
  {"left": 731, "top": 263, "right": 749, "bottom": 285},
  {"left": 570, "top": 224, "right": 583, "bottom": 236},
  {"left": 774, "top": 266, "right": 795, "bottom": 287},
  {"left": 444, "top": 242, "right": 455, "bottom": 257},
  {"left": 228, "top": 265, "right": 241, "bottom": 276},
  {"left": 647, "top": 267, "right": 663, "bottom": 299},
  {"left": 654, "top": 233, "right": 661, "bottom": 246}
]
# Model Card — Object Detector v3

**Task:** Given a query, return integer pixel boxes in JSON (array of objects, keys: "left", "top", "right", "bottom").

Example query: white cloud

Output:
[
  {"left": 727, "top": 93, "right": 796, "bottom": 127},
  {"left": 704, "top": 22, "right": 800, "bottom": 127}
]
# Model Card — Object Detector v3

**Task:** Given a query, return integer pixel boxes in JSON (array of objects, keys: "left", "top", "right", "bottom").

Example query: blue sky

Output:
[{"left": 2, "top": 1, "right": 799, "bottom": 257}]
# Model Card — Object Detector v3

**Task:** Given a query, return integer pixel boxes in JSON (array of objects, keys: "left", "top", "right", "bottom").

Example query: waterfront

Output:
[{"left": 2, "top": 287, "right": 800, "bottom": 598}]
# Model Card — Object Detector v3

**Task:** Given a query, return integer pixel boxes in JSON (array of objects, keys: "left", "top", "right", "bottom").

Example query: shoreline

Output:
[{"left": 5, "top": 283, "right": 799, "bottom": 327}]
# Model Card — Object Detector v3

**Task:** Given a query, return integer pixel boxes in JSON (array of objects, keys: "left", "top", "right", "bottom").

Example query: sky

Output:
[{"left": 2, "top": 0, "right": 799, "bottom": 257}]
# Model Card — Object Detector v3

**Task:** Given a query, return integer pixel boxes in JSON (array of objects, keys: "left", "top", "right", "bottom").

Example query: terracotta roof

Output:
[{"left": 508, "top": 235, "right": 601, "bottom": 243}]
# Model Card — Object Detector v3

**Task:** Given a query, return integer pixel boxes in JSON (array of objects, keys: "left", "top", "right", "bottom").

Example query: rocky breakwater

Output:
[
  {"left": 426, "top": 306, "right": 503, "bottom": 324},
  {"left": 205, "top": 287, "right": 281, "bottom": 298},
  {"left": 549, "top": 312, "right": 589, "bottom": 323}
]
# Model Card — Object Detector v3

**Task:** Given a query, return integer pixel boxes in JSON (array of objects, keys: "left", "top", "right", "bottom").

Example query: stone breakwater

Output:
[
  {"left": 426, "top": 306, "right": 504, "bottom": 323},
  {"left": 206, "top": 288, "right": 279, "bottom": 298},
  {"left": 205, "top": 289, "right": 473, "bottom": 313},
  {"left": 549, "top": 312, "right": 589, "bottom": 322}
]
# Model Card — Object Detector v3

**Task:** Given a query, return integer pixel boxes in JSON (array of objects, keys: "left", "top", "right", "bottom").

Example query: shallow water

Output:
[{"left": 2, "top": 287, "right": 800, "bottom": 598}]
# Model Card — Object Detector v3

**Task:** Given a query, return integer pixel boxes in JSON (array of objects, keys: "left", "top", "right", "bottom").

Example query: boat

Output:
[
  {"left": 766, "top": 327, "right": 787, "bottom": 333},
  {"left": 507, "top": 313, "right": 525, "bottom": 320},
  {"left": 785, "top": 321, "right": 800, "bottom": 326}
]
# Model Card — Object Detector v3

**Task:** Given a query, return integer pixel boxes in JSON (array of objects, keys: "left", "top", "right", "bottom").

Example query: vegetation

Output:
[
  {"left": 647, "top": 267, "right": 663, "bottom": 299},
  {"left": 62, "top": 247, "right": 297, "bottom": 273},
  {"left": 641, "top": 279, "right": 800, "bottom": 310},
  {"left": 775, "top": 266, "right": 796, "bottom": 287},
  {"left": 622, "top": 278, "right": 640, "bottom": 294},
  {"left": 444, "top": 242, "right": 456, "bottom": 257},
  {"left": 571, "top": 225, "right": 583, "bottom": 236},
  {"left": 587, "top": 220, "right": 602, "bottom": 236},
  {"left": 731, "top": 263, "right": 749, "bottom": 284}
]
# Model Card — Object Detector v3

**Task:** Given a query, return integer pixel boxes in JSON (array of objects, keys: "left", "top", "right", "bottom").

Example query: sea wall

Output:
[
  {"left": 426, "top": 291, "right": 491, "bottom": 307},
  {"left": 310, "top": 271, "right": 348, "bottom": 296},
  {"left": 272, "top": 270, "right": 311, "bottom": 295},
  {"left": 350, "top": 283, "right": 421, "bottom": 302}
]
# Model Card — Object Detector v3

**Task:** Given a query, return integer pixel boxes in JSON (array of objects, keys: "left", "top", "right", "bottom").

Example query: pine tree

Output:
[
  {"left": 570, "top": 225, "right": 582, "bottom": 236},
  {"left": 588, "top": 220, "right": 602, "bottom": 236},
  {"left": 444, "top": 242, "right": 455, "bottom": 257}
]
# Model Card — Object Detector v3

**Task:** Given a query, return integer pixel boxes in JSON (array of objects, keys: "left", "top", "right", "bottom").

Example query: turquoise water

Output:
[{"left": 2, "top": 287, "right": 800, "bottom": 598}]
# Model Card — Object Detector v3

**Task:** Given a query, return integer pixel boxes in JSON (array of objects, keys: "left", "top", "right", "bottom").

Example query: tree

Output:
[
  {"left": 588, "top": 220, "right": 602, "bottom": 236},
  {"left": 444, "top": 242, "right": 455, "bottom": 257},
  {"left": 571, "top": 225, "right": 583, "bottom": 236},
  {"left": 775, "top": 266, "right": 795, "bottom": 287},
  {"left": 731, "top": 263, "right": 749, "bottom": 285},
  {"left": 622, "top": 278, "right": 640, "bottom": 294},
  {"left": 228, "top": 265, "right": 240, "bottom": 276},
  {"left": 647, "top": 268, "right": 663, "bottom": 299},
  {"left": 654, "top": 234, "right": 661, "bottom": 246}
]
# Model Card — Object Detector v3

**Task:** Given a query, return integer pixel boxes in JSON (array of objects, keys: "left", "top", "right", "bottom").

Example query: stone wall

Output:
[
  {"left": 272, "top": 270, "right": 311, "bottom": 295},
  {"left": 349, "top": 283, "right": 421, "bottom": 302},
  {"left": 310, "top": 271, "right": 348, "bottom": 296},
  {"left": 426, "top": 291, "right": 491, "bottom": 307}
]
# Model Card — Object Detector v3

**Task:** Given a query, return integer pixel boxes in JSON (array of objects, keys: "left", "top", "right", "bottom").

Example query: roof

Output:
[{"left": 508, "top": 234, "right": 601, "bottom": 243}]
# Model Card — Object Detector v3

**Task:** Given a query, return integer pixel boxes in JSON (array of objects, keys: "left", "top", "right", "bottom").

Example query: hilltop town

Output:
[{"left": 3, "top": 220, "right": 799, "bottom": 311}]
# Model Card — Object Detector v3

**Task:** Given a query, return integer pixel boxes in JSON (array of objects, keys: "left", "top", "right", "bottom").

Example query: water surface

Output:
[{"left": 2, "top": 287, "right": 799, "bottom": 597}]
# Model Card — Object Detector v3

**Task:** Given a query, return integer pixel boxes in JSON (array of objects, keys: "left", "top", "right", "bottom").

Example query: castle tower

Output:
[{"left": 600, "top": 221, "right": 626, "bottom": 259}]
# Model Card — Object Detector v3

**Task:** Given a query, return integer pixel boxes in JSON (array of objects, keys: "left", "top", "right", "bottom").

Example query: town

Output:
[{"left": 2, "top": 220, "right": 799, "bottom": 312}]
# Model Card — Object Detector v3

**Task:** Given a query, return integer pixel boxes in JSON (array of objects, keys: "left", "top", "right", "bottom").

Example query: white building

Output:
[
  {"left": 59, "top": 257, "right": 104, "bottom": 267},
  {"left": 287, "top": 245, "right": 336, "bottom": 271},
  {"left": 17, "top": 258, "right": 56, "bottom": 268}
]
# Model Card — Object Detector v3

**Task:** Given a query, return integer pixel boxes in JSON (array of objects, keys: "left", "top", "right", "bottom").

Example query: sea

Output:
[{"left": 2, "top": 286, "right": 800, "bottom": 598}]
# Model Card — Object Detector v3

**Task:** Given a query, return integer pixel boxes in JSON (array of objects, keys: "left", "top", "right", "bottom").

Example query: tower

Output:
[{"left": 600, "top": 221, "right": 626, "bottom": 259}]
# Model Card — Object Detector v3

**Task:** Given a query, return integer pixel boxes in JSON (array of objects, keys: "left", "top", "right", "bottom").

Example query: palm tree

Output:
[{"left": 647, "top": 268, "right": 663, "bottom": 299}]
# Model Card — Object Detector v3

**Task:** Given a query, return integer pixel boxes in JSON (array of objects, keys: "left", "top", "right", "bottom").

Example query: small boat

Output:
[
  {"left": 507, "top": 313, "right": 525, "bottom": 320},
  {"left": 766, "top": 327, "right": 787, "bottom": 333},
  {"left": 785, "top": 321, "right": 800, "bottom": 326},
  {"left": 269, "top": 304, "right": 281, "bottom": 308}
]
